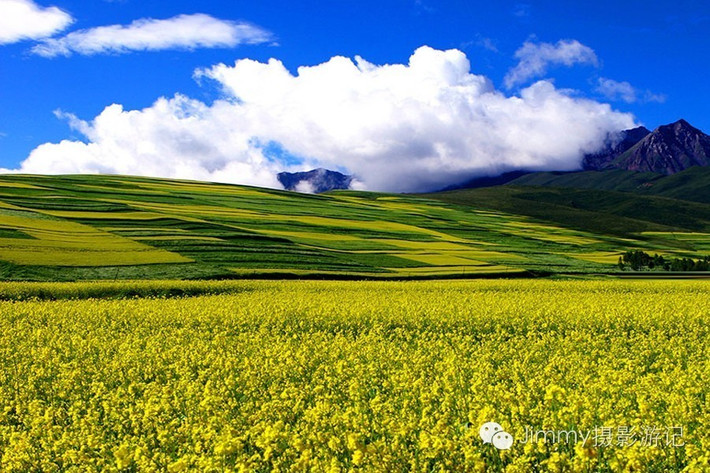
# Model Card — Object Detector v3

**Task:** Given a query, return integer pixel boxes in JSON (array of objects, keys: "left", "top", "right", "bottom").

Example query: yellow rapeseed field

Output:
[{"left": 0, "top": 280, "right": 708, "bottom": 472}]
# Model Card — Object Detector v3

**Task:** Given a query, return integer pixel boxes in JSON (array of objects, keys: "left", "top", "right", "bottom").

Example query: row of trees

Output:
[{"left": 618, "top": 250, "right": 710, "bottom": 271}]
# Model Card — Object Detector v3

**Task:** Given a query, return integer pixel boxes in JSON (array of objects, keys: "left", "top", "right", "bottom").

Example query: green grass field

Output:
[{"left": 0, "top": 174, "right": 708, "bottom": 280}]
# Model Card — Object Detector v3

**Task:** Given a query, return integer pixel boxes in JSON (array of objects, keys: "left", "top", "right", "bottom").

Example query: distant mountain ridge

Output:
[
  {"left": 277, "top": 168, "right": 353, "bottom": 193},
  {"left": 438, "top": 119, "right": 710, "bottom": 193},
  {"left": 583, "top": 119, "right": 710, "bottom": 174},
  {"left": 275, "top": 120, "right": 710, "bottom": 194}
]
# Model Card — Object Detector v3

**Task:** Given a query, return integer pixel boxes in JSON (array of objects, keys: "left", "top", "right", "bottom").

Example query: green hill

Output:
[
  {"left": 428, "top": 185, "right": 710, "bottom": 234},
  {"left": 0, "top": 174, "right": 708, "bottom": 281},
  {"left": 507, "top": 166, "right": 710, "bottom": 204}
]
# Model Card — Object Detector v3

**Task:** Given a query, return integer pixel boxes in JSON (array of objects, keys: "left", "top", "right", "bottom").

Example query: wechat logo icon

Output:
[{"left": 479, "top": 421, "right": 514, "bottom": 450}]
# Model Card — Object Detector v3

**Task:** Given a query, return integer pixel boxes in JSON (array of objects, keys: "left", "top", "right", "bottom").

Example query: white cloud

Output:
[
  {"left": 6, "top": 46, "right": 637, "bottom": 192},
  {"left": 595, "top": 77, "right": 667, "bottom": 104},
  {"left": 473, "top": 36, "right": 498, "bottom": 53},
  {"left": 11, "top": 96, "right": 284, "bottom": 187},
  {"left": 294, "top": 180, "right": 316, "bottom": 194},
  {"left": 0, "top": 0, "right": 73, "bottom": 45},
  {"left": 642, "top": 91, "right": 667, "bottom": 103},
  {"left": 505, "top": 39, "right": 598, "bottom": 88},
  {"left": 595, "top": 78, "right": 637, "bottom": 103},
  {"left": 31, "top": 13, "right": 272, "bottom": 57}
]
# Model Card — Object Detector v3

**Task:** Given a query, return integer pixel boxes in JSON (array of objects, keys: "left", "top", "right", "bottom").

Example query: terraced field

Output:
[{"left": 0, "top": 174, "right": 707, "bottom": 280}]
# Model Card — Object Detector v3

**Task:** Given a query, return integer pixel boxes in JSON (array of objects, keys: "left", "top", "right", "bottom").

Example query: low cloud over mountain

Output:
[{"left": 277, "top": 168, "right": 354, "bottom": 193}]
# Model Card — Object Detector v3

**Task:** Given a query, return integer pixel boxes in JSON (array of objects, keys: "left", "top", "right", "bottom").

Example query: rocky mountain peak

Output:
[
  {"left": 582, "top": 126, "right": 650, "bottom": 170},
  {"left": 583, "top": 119, "right": 710, "bottom": 174},
  {"left": 277, "top": 168, "right": 353, "bottom": 193}
]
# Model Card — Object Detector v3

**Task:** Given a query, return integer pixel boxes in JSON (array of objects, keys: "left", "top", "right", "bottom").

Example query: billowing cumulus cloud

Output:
[
  {"left": 505, "top": 39, "right": 598, "bottom": 88},
  {"left": 6, "top": 46, "right": 637, "bottom": 192},
  {"left": 17, "top": 97, "right": 284, "bottom": 188},
  {"left": 32, "top": 13, "right": 272, "bottom": 57},
  {"left": 0, "top": 0, "right": 73, "bottom": 45}
]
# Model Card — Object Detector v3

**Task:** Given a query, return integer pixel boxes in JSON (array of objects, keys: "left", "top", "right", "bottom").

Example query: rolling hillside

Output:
[
  {"left": 506, "top": 166, "right": 710, "bottom": 204},
  {"left": 0, "top": 174, "right": 709, "bottom": 281},
  {"left": 428, "top": 183, "right": 710, "bottom": 237}
]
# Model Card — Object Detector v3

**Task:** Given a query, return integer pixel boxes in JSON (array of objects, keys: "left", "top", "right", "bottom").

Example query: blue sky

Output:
[{"left": 1, "top": 0, "right": 708, "bottom": 191}]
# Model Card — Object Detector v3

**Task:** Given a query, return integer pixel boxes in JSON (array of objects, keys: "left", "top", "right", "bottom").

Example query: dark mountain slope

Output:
[
  {"left": 278, "top": 168, "right": 352, "bottom": 193},
  {"left": 582, "top": 126, "right": 651, "bottom": 170},
  {"left": 583, "top": 119, "right": 710, "bottom": 174},
  {"left": 612, "top": 120, "right": 710, "bottom": 173}
]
